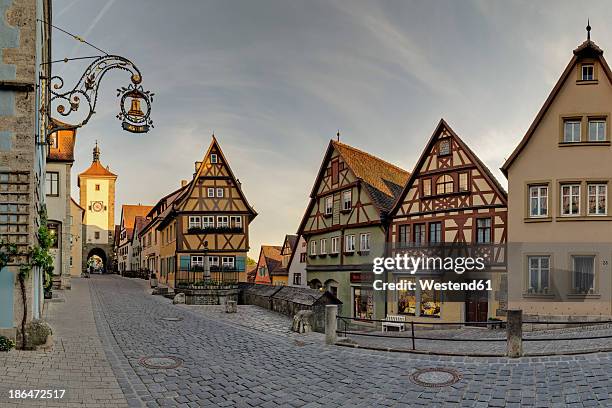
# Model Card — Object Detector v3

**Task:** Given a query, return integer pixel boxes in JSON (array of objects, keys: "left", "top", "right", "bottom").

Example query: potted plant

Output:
[
  {"left": 0, "top": 335, "right": 15, "bottom": 352},
  {"left": 150, "top": 272, "right": 158, "bottom": 288}
]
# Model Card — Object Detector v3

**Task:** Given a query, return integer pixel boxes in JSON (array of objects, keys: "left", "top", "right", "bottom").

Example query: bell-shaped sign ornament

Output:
[{"left": 117, "top": 84, "right": 154, "bottom": 133}]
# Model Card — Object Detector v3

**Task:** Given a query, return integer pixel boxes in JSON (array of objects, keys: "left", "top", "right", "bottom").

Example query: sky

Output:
[{"left": 52, "top": 0, "right": 612, "bottom": 258}]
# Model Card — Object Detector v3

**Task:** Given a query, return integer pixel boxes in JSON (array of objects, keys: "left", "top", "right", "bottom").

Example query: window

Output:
[
  {"left": 191, "top": 256, "right": 204, "bottom": 268},
  {"left": 207, "top": 188, "right": 215, "bottom": 197},
  {"left": 222, "top": 257, "right": 235, "bottom": 269},
  {"left": 397, "top": 277, "right": 440, "bottom": 318},
  {"left": 459, "top": 172, "right": 469, "bottom": 192},
  {"left": 353, "top": 287, "right": 374, "bottom": 319},
  {"left": 95, "top": 184, "right": 100, "bottom": 191},
  {"left": 293, "top": 273, "right": 302, "bottom": 286},
  {"left": 45, "top": 172, "right": 59, "bottom": 196},
  {"left": 209, "top": 256, "right": 219, "bottom": 267},
  {"left": 572, "top": 255, "right": 595, "bottom": 294},
  {"left": 331, "top": 160, "right": 339, "bottom": 185},
  {"left": 529, "top": 185, "right": 548, "bottom": 217},
  {"left": 528, "top": 256, "right": 550, "bottom": 294},
  {"left": 398, "top": 225, "right": 410, "bottom": 247},
  {"left": 436, "top": 174, "right": 454, "bottom": 195},
  {"left": 210, "top": 154, "right": 218, "bottom": 163},
  {"left": 300, "top": 253, "right": 306, "bottom": 262},
  {"left": 320, "top": 238, "right": 327, "bottom": 254},
  {"left": 476, "top": 218, "right": 491, "bottom": 244},
  {"left": 422, "top": 178, "right": 431, "bottom": 196},
  {"left": 331, "top": 236, "right": 339, "bottom": 254},
  {"left": 230, "top": 215, "right": 242, "bottom": 229},
  {"left": 359, "top": 233, "right": 370, "bottom": 252},
  {"left": 310, "top": 240, "right": 316, "bottom": 255},
  {"left": 413, "top": 224, "right": 426, "bottom": 245},
  {"left": 429, "top": 222, "right": 442, "bottom": 244},
  {"left": 188, "top": 216, "right": 201, "bottom": 229},
  {"left": 217, "top": 216, "right": 229, "bottom": 228},
  {"left": 582, "top": 64, "right": 594, "bottom": 81},
  {"left": 94, "top": 231, "right": 100, "bottom": 240},
  {"left": 342, "top": 190, "right": 352, "bottom": 211},
  {"left": 561, "top": 184, "right": 580, "bottom": 216},
  {"left": 588, "top": 119, "right": 606, "bottom": 141},
  {"left": 325, "top": 196, "right": 333, "bottom": 215},
  {"left": 438, "top": 139, "right": 451, "bottom": 156},
  {"left": 588, "top": 184, "right": 607, "bottom": 215},
  {"left": 345, "top": 234, "right": 355, "bottom": 252},
  {"left": 216, "top": 188, "right": 224, "bottom": 198},
  {"left": 563, "top": 120, "right": 581, "bottom": 142},
  {"left": 202, "top": 216, "right": 214, "bottom": 228},
  {"left": 49, "top": 134, "right": 58, "bottom": 149}
]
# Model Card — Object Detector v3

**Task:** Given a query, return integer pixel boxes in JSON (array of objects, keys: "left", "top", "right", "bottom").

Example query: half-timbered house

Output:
[
  {"left": 254, "top": 245, "right": 284, "bottom": 286},
  {"left": 388, "top": 119, "right": 508, "bottom": 323},
  {"left": 157, "top": 136, "right": 257, "bottom": 288},
  {"left": 297, "top": 140, "right": 410, "bottom": 319}
]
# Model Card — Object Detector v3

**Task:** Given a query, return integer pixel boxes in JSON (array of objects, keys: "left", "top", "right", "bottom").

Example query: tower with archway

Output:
[{"left": 78, "top": 142, "right": 117, "bottom": 273}]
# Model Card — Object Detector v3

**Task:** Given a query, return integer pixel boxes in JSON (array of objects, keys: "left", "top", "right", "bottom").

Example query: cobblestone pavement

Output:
[
  {"left": 91, "top": 275, "right": 612, "bottom": 407},
  {"left": 338, "top": 322, "right": 612, "bottom": 356},
  {"left": 0, "top": 277, "right": 128, "bottom": 407}
]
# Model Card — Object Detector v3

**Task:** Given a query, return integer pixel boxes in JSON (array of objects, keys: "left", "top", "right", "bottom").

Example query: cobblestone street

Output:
[{"left": 2, "top": 274, "right": 612, "bottom": 407}]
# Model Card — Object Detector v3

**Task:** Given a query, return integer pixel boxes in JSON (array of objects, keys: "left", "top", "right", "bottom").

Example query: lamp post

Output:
[{"left": 44, "top": 54, "right": 154, "bottom": 137}]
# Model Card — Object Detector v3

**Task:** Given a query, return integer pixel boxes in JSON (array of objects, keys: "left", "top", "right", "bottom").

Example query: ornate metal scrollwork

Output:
[{"left": 47, "top": 55, "right": 153, "bottom": 135}]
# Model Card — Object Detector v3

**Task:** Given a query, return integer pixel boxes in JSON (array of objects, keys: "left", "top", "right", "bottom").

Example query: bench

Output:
[{"left": 382, "top": 315, "right": 407, "bottom": 332}]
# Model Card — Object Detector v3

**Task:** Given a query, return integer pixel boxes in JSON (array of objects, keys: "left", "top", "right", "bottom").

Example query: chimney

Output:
[{"left": 181, "top": 179, "right": 188, "bottom": 187}]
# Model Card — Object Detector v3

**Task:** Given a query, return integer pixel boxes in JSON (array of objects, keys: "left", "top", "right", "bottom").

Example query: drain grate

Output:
[
  {"left": 160, "top": 317, "right": 183, "bottom": 322},
  {"left": 408, "top": 368, "right": 462, "bottom": 387},
  {"left": 139, "top": 356, "right": 183, "bottom": 369}
]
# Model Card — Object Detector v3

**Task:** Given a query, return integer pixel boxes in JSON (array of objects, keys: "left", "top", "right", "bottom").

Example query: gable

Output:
[{"left": 393, "top": 119, "right": 507, "bottom": 217}]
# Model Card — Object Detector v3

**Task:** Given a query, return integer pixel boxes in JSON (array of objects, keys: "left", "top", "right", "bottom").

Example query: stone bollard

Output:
[
  {"left": 325, "top": 305, "right": 338, "bottom": 345},
  {"left": 225, "top": 300, "right": 237, "bottom": 313},
  {"left": 506, "top": 309, "right": 523, "bottom": 358}
]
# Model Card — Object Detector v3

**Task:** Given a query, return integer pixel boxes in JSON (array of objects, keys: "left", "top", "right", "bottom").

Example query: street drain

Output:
[
  {"left": 408, "top": 368, "right": 462, "bottom": 388},
  {"left": 161, "top": 317, "right": 183, "bottom": 321},
  {"left": 139, "top": 356, "right": 183, "bottom": 369}
]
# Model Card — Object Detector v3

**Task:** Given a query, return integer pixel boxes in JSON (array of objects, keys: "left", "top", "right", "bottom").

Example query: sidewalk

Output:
[{"left": 0, "top": 277, "right": 128, "bottom": 407}]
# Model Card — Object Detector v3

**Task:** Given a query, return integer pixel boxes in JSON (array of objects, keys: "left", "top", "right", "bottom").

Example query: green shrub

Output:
[{"left": 0, "top": 335, "right": 15, "bottom": 352}]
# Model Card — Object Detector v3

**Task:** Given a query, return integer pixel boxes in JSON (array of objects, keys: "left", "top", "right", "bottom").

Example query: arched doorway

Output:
[
  {"left": 308, "top": 278, "right": 322, "bottom": 290},
  {"left": 86, "top": 248, "right": 107, "bottom": 274}
]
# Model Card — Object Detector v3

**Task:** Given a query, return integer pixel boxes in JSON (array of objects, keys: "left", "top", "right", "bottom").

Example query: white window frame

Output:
[
  {"left": 207, "top": 187, "right": 215, "bottom": 197},
  {"left": 345, "top": 234, "right": 355, "bottom": 253},
  {"left": 221, "top": 256, "right": 235, "bottom": 269},
  {"left": 216, "top": 187, "right": 224, "bottom": 198},
  {"left": 230, "top": 215, "right": 242, "bottom": 228},
  {"left": 563, "top": 120, "right": 581, "bottom": 143},
  {"left": 208, "top": 256, "right": 219, "bottom": 267},
  {"left": 588, "top": 119, "right": 606, "bottom": 142},
  {"left": 217, "top": 216, "right": 229, "bottom": 228},
  {"left": 320, "top": 238, "right": 327, "bottom": 254},
  {"left": 458, "top": 172, "right": 469, "bottom": 192},
  {"left": 360, "top": 233, "right": 370, "bottom": 252},
  {"left": 561, "top": 184, "right": 581, "bottom": 216},
  {"left": 310, "top": 240, "right": 317, "bottom": 255},
  {"left": 202, "top": 216, "right": 215, "bottom": 228},
  {"left": 529, "top": 185, "right": 548, "bottom": 217},
  {"left": 210, "top": 154, "right": 218, "bottom": 163},
  {"left": 342, "top": 190, "right": 352, "bottom": 211},
  {"left": 188, "top": 216, "right": 201, "bottom": 229},
  {"left": 582, "top": 64, "right": 594, "bottom": 81},
  {"left": 325, "top": 196, "right": 333, "bottom": 215},
  {"left": 191, "top": 255, "right": 204, "bottom": 268},
  {"left": 588, "top": 183, "right": 607, "bottom": 215},
  {"left": 331, "top": 236, "right": 339, "bottom": 254},
  {"left": 527, "top": 256, "right": 550, "bottom": 294}
]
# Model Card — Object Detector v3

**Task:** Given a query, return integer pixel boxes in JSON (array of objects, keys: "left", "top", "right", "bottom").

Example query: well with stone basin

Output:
[{"left": 175, "top": 283, "right": 240, "bottom": 305}]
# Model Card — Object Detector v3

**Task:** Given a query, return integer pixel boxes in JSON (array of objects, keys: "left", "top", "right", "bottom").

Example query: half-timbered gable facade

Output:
[
  {"left": 298, "top": 140, "right": 410, "bottom": 319},
  {"left": 157, "top": 136, "right": 257, "bottom": 287},
  {"left": 503, "top": 30, "right": 612, "bottom": 318},
  {"left": 388, "top": 119, "right": 508, "bottom": 323},
  {"left": 254, "top": 245, "right": 284, "bottom": 286}
]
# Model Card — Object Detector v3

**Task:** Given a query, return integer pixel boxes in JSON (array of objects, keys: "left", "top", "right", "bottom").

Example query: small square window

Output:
[{"left": 582, "top": 64, "right": 594, "bottom": 81}]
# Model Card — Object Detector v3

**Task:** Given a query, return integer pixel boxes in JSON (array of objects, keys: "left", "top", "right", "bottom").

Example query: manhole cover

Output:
[
  {"left": 408, "top": 368, "right": 462, "bottom": 387},
  {"left": 139, "top": 356, "right": 183, "bottom": 369},
  {"left": 161, "top": 317, "right": 183, "bottom": 322}
]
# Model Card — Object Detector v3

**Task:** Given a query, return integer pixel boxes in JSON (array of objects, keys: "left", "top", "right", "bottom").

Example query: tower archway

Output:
[{"left": 86, "top": 247, "right": 107, "bottom": 273}]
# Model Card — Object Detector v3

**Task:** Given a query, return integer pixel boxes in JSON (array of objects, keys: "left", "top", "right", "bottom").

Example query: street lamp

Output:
[{"left": 44, "top": 54, "right": 154, "bottom": 136}]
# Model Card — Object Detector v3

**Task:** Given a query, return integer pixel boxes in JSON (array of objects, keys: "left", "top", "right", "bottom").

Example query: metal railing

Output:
[{"left": 175, "top": 267, "right": 239, "bottom": 287}]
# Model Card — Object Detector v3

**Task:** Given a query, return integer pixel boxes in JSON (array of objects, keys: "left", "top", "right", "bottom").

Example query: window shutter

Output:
[
  {"left": 235, "top": 256, "right": 246, "bottom": 272},
  {"left": 180, "top": 256, "right": 190, "bottom": 271}
]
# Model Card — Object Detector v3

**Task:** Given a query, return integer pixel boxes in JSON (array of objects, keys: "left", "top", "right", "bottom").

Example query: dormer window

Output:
[
  {"left": 563, "top": 120, "right": 581, "bottom": 142},
  {"left": 582, "top": 64, "right": 594, "bottom": 81}
]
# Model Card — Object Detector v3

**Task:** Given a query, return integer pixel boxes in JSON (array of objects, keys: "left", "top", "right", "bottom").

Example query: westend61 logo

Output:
[{"left": 371, "top": 254, "right": 492, "bottom": 292}]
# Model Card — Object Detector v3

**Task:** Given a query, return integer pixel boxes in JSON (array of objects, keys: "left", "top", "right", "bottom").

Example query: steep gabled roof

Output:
[
  {"left": 120, "top": 205, "right": 153, "bottom": 242},
  {"left": 259, "top": 245, "right": 287, "bottom": 277},
  {"left": 131, "top": 216, "right": 149, "bottom": 244},
  {"left": 280, "top": 234, "right": 298, "bottom": 256},
  {"left": 502, "top": 38, "right": 612, "bottom": 175},
  {"left": 47, "top": 127, "right": 77, "bottom": 162},
  {"left": 390, "top": 119, "right": 507, "bottom": 216}
]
